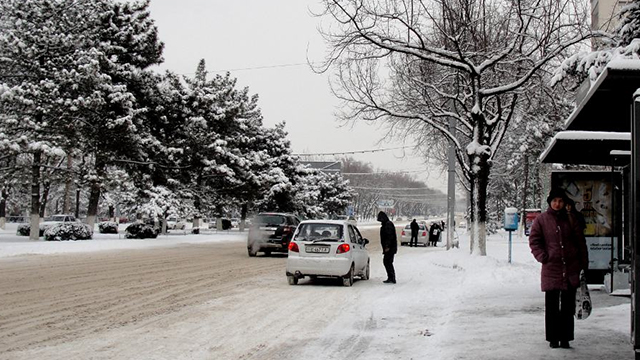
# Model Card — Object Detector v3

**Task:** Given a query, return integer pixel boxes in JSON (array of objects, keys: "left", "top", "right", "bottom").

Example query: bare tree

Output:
[{"left": 316, "top": 0, "right": 594, "bottom": 254}]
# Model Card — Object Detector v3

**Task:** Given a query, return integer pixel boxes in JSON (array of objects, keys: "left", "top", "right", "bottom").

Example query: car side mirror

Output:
[{"left": 363, "top": 238, "right": 369, "bottom": 246}]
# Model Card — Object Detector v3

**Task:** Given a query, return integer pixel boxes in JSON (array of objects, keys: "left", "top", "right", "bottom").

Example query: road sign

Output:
[{"left": 377, "top": 200, "right": 394, "bottom": 208}]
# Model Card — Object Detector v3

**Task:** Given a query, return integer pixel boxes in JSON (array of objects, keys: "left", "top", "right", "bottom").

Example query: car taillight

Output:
[
  {"left": 336, "top": 244, "right": 350, "bottom": 254},
  {"left": 422, "top": 232, "right": 427, "bottom": 236},
  {"left": 288, "top": 242, "right": 299, "bottom": 252},
  {"left": 401, "top": 230, "right": 405, "bottom": 236}
]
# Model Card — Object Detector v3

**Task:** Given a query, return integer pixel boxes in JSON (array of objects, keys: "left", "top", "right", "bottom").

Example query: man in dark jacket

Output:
[
  {"left": 409, "top": 219, "right": 419, "bottom": 247},
  {"left": 377, "top": 211, "right": 397, "bottom": 284},
  {"left": 529, "top": 188, "right": 588, "bottom": 350}
]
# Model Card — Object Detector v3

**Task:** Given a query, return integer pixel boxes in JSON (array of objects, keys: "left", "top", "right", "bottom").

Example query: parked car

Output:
[
  {"left": 247, "top": 213, "right": 300, "bottom": 256},
  {"left": 166, "top": 217, "right": 186, "bottom": 230},
  {"left": 37, "top": 214, "right": 79, "bottom": 235},
  {"left": 400, "top": 223, "right": 429, "bottom": 246},
  {"left": 230, "top": 218, "right": 240, "bottom": 228},
  {"left": 286, "top": 220, "right": 370, "bottom": 286}
]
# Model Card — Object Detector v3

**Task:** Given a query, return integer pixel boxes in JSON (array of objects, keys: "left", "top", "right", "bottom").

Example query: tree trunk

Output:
[
  {"left": 468, "top": 172, "right": 476, "bottom": 254},
  {"left": 474, "top": 158, "right": 489, "bottom": 256},
  {"left": 108, "top": 204, "right": 115, "bottom": 222},
  {"left": 75, "top": 188, "right": 81, "bottom": 219},
  {"left": 63, "top": 154, "right": 72, "bottom": 213},
  {"left": 216, "top": 205, "right": 223, "bottom": 231},
  {"left": 469, "top": 151, "right": 490, "bottom": 256},
  {"left": 192, "top": 175, "right": 203, "bottom": 230},
  {"left": 161, "top": 208, "right": 168, "bottom": 235},
  {"left": 39, "top": 180, "right": 50, "bottom": 218},
  {"left": 86, "top": 160, "right": 105, "bottom": 228},
  {"left": 534, "top": 162, "right": 542, "bottom": 208},
  {"left": 240, "top": 203, "right": 248, "bottom": 232},
  {"left": 30, "top": 151, "right": 42, "bottom": 240},
  {"left": 0, "top": 187, "right": 7, "bottom": 230},
  {"left": 520, "top": 154, "right": 529, "bottom": 237}
]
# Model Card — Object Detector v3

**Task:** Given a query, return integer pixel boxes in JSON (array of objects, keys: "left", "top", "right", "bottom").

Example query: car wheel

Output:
[
  {"left": 362, "top": 260, "right": 370, "bottom": 280},
  {"left": 287, "top": 275, "right": 298, "bottom": 285},
  {"left": 343, "top": 265, "right": 354, "bottom": 287},
  {"left": 248, "top": 248, "right": 257, "bottom": 257}
]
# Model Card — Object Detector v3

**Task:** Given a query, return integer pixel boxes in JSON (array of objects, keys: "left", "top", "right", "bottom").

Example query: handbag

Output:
[{"left": 575, "top": 270, "right": 592, "bottom": 320}]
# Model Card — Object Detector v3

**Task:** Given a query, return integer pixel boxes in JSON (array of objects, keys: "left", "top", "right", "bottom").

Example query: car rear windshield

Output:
[
  {"left": 294, "top": 224, "right": 343, "bottom": 241},
  {"left": 405, "top": 224, "right": 426, "bottom": 230},
  {"left": 254, "top": 215, "right": 286, "bottom": 226}
]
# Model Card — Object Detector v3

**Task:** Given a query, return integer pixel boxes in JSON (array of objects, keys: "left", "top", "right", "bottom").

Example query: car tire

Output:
[
  {"left": 343, "top": 265, "right": 354, "bottom": 287},
  {"left": 248, "top": 248, "right": 257, "bottom": 257},
  {"left": 287, "top": 275, "right": 298, "bottom": 285},
  {"left": 362, "top": 260, "right": 370, "bottom": 280}
]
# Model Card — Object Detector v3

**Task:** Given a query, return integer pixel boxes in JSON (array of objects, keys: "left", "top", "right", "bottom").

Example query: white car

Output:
[
  {"left": 166, "top": 217, "right": 186, "bottom": 230},
  {"left": 41, "top": 214, "right": 78, "bottom": 228},
  {"left": 286, "top": 220, "right": 370, "bottom": 287},
  {"left": 400, "top": 223, "right": 429, "bottom": 246}
]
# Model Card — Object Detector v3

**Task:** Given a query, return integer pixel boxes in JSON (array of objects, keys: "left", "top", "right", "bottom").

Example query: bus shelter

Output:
[{"left": 539, "top": 59, "right": 640, "bottom": 357}]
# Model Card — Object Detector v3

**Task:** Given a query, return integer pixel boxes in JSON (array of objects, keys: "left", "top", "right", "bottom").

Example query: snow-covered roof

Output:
[
  {"left": 553, "top": 131, "right": 630, "bottom": 141},
  {"left": 564, "top": 64, "right": 640, "bottom": 132},
  {"left": 540, "top": 131, "right": 630, "bottom": 165},
  {"left": 606, "top": 58, "right": 640, "bottom": 71},
  {"left": 610, "top": 150, "right": 631, "bottom": 156}
]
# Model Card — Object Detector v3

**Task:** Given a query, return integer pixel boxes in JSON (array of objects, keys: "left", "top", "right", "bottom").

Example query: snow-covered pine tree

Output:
[
  {"left": 74, "top": 0, "right": 164, "bottom": 228},
  {"left": 0, "top": 0, "right": 100, "bottom": 238}
]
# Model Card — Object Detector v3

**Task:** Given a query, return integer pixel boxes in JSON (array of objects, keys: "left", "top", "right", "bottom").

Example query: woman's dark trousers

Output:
[{"left": 545, "top": 287, "right": 577, "bottom": 342}]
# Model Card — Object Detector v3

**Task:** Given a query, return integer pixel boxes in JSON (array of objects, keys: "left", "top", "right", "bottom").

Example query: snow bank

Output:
[{"left": 0, "top": 223, "right": 246, "bottom": 258}]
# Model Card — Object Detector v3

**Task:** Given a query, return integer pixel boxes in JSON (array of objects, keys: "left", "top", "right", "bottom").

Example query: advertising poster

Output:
[
  {"left": 524, "top": 209, "right": 541, "bottom": 236},
  {"left": 551, "top": 171, "right": 621, "bottom": 270}
]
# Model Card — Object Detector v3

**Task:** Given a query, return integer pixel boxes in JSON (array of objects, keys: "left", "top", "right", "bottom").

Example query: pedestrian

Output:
[
  {"left": 377, "top": 211, "right": 397, "bottom": 284},
  {"left": 410, "top": 219, "right": 419, "bottom": 247},
  {"left": 565, "top": 197, "right": 586, "bottom": 233},
  {"left": 529, "top": 188, "right": 589, "bottom": 349},
  {"left": 429, "top": 222, "right": 441, "bottom": 247}
]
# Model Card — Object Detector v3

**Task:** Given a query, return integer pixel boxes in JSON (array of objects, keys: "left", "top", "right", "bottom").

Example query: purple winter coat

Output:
[{"left": 529, "top": 207, "right": 588, "bottom": 292}]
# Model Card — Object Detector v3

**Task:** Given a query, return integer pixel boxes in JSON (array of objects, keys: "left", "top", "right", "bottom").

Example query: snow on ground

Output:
[{"left": 0, "top": 221, "right": 632, "bottom": 359}]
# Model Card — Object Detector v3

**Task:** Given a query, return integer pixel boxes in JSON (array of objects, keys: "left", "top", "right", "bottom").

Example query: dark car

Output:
[{"left": 247, "top": 212, "right": 301, "bottom": 257}]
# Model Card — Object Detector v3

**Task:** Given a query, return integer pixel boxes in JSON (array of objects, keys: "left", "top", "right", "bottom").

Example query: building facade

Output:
[{"left": 591, "top": 0, "right": 631, "bottom": 32}]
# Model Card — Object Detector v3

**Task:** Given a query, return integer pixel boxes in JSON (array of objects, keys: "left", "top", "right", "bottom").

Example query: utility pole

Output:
[{"left": 446, "top": 115, "right": 456, "bottom": 249}]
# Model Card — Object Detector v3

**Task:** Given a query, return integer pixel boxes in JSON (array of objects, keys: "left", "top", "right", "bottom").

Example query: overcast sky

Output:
[{"left": 144, "top": 0, "right": 448, "bottom": 191}]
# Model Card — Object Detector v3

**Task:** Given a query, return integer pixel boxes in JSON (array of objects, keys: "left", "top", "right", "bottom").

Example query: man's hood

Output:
[{"left": 377, "top": 211, "right": 389, "bottom": 222}]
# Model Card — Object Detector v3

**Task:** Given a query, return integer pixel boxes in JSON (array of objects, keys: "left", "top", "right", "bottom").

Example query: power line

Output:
[
  {"left": 351, "top": 186, "right": 433, "bottom": 190},
  {"left": 293, "top": 146, "right": 410, "bottom": 157},
  {"left": 211, "top": 62, "right": 315, "bottom": 73},
  {"left": 342, "top": 169, "right": 425, "bottom": 175},
  {"left": 374, "top": 193, "right": 447, "bottom": 197}
]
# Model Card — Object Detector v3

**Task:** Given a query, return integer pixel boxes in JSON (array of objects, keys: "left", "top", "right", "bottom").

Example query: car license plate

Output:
[{"left": 305, "top": 246, "right": 330, "bottom": 253}]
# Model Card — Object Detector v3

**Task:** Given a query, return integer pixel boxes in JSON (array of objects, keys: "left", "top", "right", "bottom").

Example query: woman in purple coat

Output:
[{"left": 529, "top": 188, "right": 588, "bottom": 349}]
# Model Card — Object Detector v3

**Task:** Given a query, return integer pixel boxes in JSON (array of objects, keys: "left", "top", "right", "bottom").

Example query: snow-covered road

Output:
[{"left": 0, "top": 224, "right": 632, "bottom": 359}]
